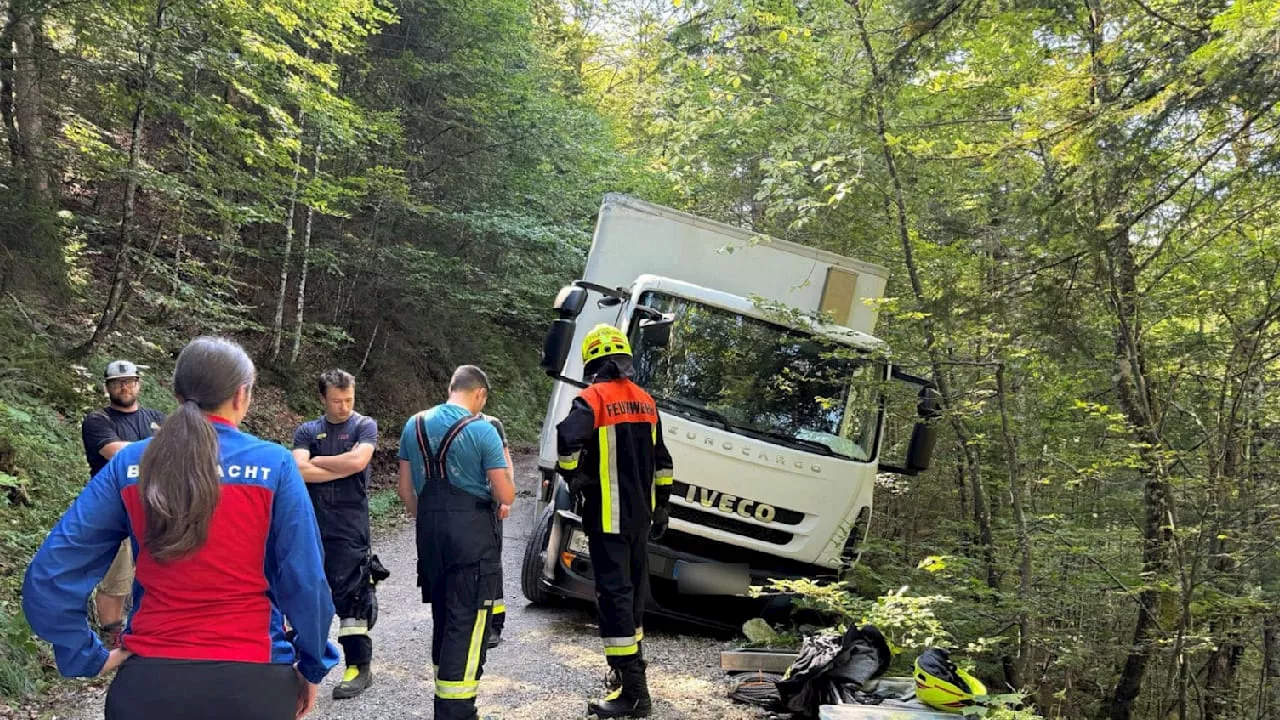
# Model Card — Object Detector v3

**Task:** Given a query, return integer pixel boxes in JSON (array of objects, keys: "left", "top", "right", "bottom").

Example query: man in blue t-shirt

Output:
[
  {"left": 293, "top": 369, "right": 381, "bottom": 700},
  {"left": 397, "top": 365, "right": 515, "bottom": 720}
]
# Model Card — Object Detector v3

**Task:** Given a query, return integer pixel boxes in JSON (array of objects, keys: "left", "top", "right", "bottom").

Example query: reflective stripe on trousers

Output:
[
  {"left": 603, "top": 635, "right": 639, "bottom": 657},
  {"left": 337, "top": 618, "right": 369, "bottom": 637},
  {"left": 435, "top": 601, "right": 489, "bottom": 700},
  {"left": 598, "top": 426, "right": 621, "bottom": 533}
]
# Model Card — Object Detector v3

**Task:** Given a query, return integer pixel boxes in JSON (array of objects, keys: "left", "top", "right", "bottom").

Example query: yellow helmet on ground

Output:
[
  {"left": 914, "top": 648, "right": 986, "bottom": 713},
  {"left": 581, "top": 324, "right": 632, "bottom": 364}
]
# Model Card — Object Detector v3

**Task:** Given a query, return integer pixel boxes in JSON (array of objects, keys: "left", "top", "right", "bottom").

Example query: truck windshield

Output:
[{"left": 630, "top": 291, "right": 881, "bottom": 462}]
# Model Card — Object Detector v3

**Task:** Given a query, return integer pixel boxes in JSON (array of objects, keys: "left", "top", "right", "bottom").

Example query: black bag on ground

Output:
[{"left": 775, "top": 624, "right": 892, "bottom": 717}]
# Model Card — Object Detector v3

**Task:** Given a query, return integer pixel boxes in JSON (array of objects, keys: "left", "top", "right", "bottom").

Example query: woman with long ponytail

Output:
[{"left": 23, "top": 336, "right": 339, "bottom": 720}]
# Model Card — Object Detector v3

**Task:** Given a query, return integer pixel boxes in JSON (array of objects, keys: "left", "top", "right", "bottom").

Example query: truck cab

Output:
[{"left": 521, "top": 195, "right": 937, "bottom": 627}]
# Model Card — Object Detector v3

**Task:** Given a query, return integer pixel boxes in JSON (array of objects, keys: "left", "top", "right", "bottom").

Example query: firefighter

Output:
[
  {"left": 556, "top": 324, "right": 674, "bottom": 718},
  {"left": 292, "top": 369, "right": 384, "bottom": 699},
  {"left": 397, "top": 365, "right": 515, "bottom": 720}
]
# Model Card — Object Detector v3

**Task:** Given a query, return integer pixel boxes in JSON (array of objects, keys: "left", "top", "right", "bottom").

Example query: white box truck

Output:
[{"left": 521, "top": 194, "right": 938, "bottom": 626}]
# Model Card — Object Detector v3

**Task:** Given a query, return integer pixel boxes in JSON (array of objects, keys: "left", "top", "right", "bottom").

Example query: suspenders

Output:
[{"left": 415, "top": 412, "right": 485, "bottom": 485}]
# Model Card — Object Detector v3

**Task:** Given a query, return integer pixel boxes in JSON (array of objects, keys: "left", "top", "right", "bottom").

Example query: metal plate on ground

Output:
[
  {"left": 720, "top": 649, "right": 799, "bottom": 673},
  {"left": 818, "top": 705, "right": 957, "bottom": 719}
]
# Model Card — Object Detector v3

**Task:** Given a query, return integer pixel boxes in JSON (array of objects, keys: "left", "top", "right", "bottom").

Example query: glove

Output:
[
  {"left": 369, "top": 554, "right": 391, "bottom": 583},
  {"left": 650, "top": 505, "right": 670, "bottom": 541},
  {"left": 566, "top": 470, "right": 591, "bottom": 498}
]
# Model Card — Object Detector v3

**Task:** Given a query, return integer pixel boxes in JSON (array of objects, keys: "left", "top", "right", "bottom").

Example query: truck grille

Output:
[
  {"left": 670, "top": 481, "right": 805, "bottom": 526},
  {"left": 669, "top": 504, "right": 794, "bottom": 545}
]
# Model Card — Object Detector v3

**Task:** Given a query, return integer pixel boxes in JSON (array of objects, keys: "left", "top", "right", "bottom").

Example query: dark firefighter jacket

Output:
[{"left": 556, "top": 362, "right": 674, "bottom": 535}]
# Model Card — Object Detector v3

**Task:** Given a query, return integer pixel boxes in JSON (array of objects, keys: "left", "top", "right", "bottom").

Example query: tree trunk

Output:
[
  {"left": 849, "top": 0, "right": 1008, "bottom": 686},
  {"left": 104, "top": 223, "right": 164, "bottom": 334},
  {"left": 167, "top": 87, "right": 198, "bottom": 300},
  {"left": 289, "top": 136, "right": 321, "bottom": 365},
  {"left": 1203, "top": 624, "right": 1242, "bottom": 720},
  {"left": 76, "top": 1, "right": 168, "bottom": 356},
  {"left": 1260, "top": 431, "right": 1280, "bottom": 720},
  {"left": 269, "top": 116, "right": 305, "bottom": 362},
  {"left": 1, "top": 35, "right": 19, "bottom": 166},
  {"left": 997, "top": 363, "right": 1031, "bottom": 691},
  {"left": 1264, "top": 618, "right": 1280, "bottom": 719},
  {"left": 359, "top": 319, "right": 379, "bottom": 373},
  {"left": 1102, "top": 232, "right": 1173, "bottom": 720},
  {"left": 1109, "top": 608, "right": 1155, "bottom": 720},
  {"left": 10, "top": 3, "right": 45, "bottom": 195}
]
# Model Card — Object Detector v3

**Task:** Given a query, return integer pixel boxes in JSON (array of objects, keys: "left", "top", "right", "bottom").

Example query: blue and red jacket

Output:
[{"left": 21, "top": 416, "right": 340, "bottom": 683}]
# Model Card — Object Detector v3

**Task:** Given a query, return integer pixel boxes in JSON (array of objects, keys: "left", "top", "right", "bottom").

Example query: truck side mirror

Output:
[
  {"left": 554, "top": 285, "right": 588, "bottom": 319},
  {"left": 639, "top": 316, "right": 673, "bottom": 348},
  {"left": 917, "top": 385, "right": 942, "bottom": 420},
  {"left": 904, "top": 385, "right": 941, "bottom": 472},
  {"left": 633, "top": 305, "right": 673, "bottom": 348},
  {"left": 879, "top": 370, "right": 941, "bottom": 476},
  {"left": 905, "top": 422, "right": 937, "bottom": 473},
  {"left": 541, "top": 319, "right": 576, "bottom": 376}
]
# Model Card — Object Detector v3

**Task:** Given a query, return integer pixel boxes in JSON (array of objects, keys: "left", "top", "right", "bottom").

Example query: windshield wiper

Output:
[
  {"left": 729, "top": 425, "right": 842, "bottom": 458},
  {"left": 654, "top": 395, "right": 732, "bottom": 430}
]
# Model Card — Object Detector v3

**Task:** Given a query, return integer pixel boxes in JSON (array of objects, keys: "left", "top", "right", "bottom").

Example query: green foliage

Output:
[
  {"left": 0, "top": 0, "right": 645, "bottom": 697},
  {"left": 6, "top": 0, "right": 1276, "bottom": 715},
  {"left": 0, "top": 607, "right": 46, "bottom": 699},
  {"left": 367, "top": 488, "right": 403, "bottom": 528},
  {"left": 0, "top": 186, "right": 64, "bottom": 297},
  {"left": 768, "top": 578, "right": 956, "bottom": 654},
  {"left": 574, "top": 0, "right": 1280, "bottom": 717},
  {"left": 0, "top": 390, "right": 92, "bottom": 597},
  {"left": 0, "top": 315, "right": 99, "bottom": 699}
]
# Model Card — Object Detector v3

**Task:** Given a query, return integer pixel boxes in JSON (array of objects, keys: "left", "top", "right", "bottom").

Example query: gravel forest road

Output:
[{"left": 50, "top": 452, "right": 765, "bottom": 720}]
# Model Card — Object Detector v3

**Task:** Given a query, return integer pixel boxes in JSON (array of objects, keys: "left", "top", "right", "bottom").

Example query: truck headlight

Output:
[{"left": 567, "top": 529, "right": 590, "bottom": 555}]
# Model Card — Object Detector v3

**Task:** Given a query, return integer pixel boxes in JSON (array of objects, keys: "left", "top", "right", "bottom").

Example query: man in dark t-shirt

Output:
[
  {"left": 81, "top": 361, "right": 166, "bottom": 477},
  {"left": 79, "top": 359, "right": 166, "bottom": 645},
  {"left": 292, "top": 369, "right": 380, "bottom": 699}
]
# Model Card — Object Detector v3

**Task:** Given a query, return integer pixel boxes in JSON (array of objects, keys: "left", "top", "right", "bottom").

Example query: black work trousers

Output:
[
  {"left": 106, "top": 657, "right": 296, "bottom": 720},
  {"left": 310, "top": 477, "right": 375, "bottom": 667},
  {"left": 417, "top": 481, "right": 501, "bottom": 720},
  {"left": 587, "top": 528, "right": 650, "bottom": 669}
]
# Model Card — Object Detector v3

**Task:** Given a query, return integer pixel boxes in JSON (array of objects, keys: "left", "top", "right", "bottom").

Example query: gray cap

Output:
[{"left": 104, "top": 360, "right": 141, "bottom": 381}]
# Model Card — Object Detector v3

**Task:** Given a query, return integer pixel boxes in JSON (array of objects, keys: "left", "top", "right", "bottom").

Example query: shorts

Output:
[{"left": 99, "top": 540, "right": 134, "bottom": 597}]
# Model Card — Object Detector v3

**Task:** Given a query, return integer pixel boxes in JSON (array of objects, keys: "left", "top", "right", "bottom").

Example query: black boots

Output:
[
  {"left": 488, "top": 605, "right": 506, "bottom": 648},
  {"left": 588, "top": 659, "right": 651, "bottom": 718},
  {"left": 333, "top": 664, "right": 373, "bottom": 699}
]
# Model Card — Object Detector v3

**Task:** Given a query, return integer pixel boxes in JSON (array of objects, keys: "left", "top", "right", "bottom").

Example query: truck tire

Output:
[{"left": 521, "top": 504, "right": 558, "bottom": 605}]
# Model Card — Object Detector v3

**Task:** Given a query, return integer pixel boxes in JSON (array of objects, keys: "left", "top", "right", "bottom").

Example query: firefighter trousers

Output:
[
  {"left": 586, "top": 529, "right": 650, "bottom": 669},
  {"left": 310, "top": 477, "right": 375, "bottom": 667},
  {"left": 417, "top": 481, "right": 501, "bottom": 720}
]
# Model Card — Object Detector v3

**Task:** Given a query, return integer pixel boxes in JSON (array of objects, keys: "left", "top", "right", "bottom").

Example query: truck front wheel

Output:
[{"left": 521, "top": 504, "right": 558, "bottom": 605}]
